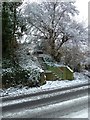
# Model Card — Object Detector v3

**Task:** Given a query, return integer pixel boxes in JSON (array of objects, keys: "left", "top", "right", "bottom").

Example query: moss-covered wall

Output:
[
  {"left": 59, "top": 67, "right": 74, "bottom": 80},
  {"left": 47, "top": 66, "right": 62, "bottom": 77},
  {"left": 46, "top": 65, "right": 74, "bottom": 80}
]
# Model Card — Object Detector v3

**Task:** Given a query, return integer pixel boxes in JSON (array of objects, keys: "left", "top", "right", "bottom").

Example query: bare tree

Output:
[{"left": 21, "top": 1, "right": 87, "bottom": 61}]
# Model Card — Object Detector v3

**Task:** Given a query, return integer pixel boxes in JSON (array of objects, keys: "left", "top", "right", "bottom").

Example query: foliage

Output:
[
  {"left": 21, "top": 1, "right": 87, "bottom": 62},
  {"left": 2, "top": 65, "right": 30, "bottom": 88},
  {"left": 28, "top": 68, "right": 40, "bottom": 81},
  {"left": 2, "top": 58, "right": 18, "bottom": 69},
  {"left": 2, "top": 2, "right": 24, "bottom": 60},
  {"left": 2, "top": 59, "right": 44, "bottom": 88},
  {"left": 60, "top": 46, "right": 84, "bottom": 72}
]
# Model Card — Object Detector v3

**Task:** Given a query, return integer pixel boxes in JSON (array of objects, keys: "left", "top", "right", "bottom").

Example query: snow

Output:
[
  {"left": 67, "top": 66, "right": 73, "bottom": 72},
  {"left": 2, "top": 68, "right": 12, "bottom": 73},
  {"left": 0, "top": 72, "right": 89, "bottom": 98},
  {"left": 3, "top": 95, "right": 88, "bottom": 118},
  {"left": 62, "top": 108, "right": 88, "bottom": 118},
  {"left": 2, "top": 85, "right": 88, "bottom": 108},
  {"left": 16, "top": 43, "right": 42, "bottom": 71},
  {"left": 82, "top": 70, "right": 90, "bottom": 77}
]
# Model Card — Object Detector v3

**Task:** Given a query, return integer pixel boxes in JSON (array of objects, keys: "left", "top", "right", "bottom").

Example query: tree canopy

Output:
[{"left": 21, "top": 1, "right": 87, "bottom": 61}]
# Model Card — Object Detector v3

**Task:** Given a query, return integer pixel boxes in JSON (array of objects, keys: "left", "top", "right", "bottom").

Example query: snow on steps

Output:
[{"left": 45, "top": 71, "right": 61, "bottom": 81}]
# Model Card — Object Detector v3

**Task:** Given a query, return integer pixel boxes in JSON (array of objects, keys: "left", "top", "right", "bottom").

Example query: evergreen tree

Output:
[{"left": 2, "top": 2, "right": 22, "bottom": 64}]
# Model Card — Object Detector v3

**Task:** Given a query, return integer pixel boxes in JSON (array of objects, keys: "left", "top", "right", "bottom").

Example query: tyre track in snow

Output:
[
  {"left": 2, "top": 82, "right": 89, "bottom": 102},
  {"left": 2, "top": 84, "right": 89, "bottom": 118}
]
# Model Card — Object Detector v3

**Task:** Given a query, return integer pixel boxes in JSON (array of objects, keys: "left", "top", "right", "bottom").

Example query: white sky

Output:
[{"left": 75, "top": 0, "right": 89, "bottom": 24}]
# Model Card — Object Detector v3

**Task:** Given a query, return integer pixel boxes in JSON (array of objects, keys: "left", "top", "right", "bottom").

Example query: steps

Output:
[
  {"left": 47, "top": 66, "right": 63, "bottom": 79},
  {"left": 37, "top": 56, "right": 62, "bottom": 80},
  {"left": 45, "top": 71, "right": 61, "bottom": 81},
  {"left": 52, "top": 72, "right": 61, "bottom": 80}
]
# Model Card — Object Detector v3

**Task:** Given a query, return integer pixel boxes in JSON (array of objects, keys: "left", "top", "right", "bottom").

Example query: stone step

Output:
[
  {"left": 52, "top": 72, "right": 61, "bottom": 80},
  {"left": 44, "top": 70, "right": 61, "bottom": 81}
]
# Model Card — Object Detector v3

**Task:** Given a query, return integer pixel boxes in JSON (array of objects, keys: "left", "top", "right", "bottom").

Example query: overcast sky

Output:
[{"left": 75, "top": 0, "right": 89, "bottom": 22}]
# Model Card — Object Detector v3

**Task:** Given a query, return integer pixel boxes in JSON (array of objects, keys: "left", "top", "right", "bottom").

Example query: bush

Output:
[
  {"left": 85, "top": 64, "right": 90, "bottom": 71},
  {"left": 2, "top": 58, "right": 17, "bottom": 68},
  {"left": 2, "top": 59, "right": 46, "bottom": 88},
  {"left": 2, "top": 66, "right": 46, "bottom": 88},
  {"left": 60, "top": 46, "right": 85, "bottom": 72},
  {"left": 2, "top": 67, "right": 30, "bottom": 88}
]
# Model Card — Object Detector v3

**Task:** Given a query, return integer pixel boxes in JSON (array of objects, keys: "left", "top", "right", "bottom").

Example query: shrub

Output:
[
  {"left": 2, "top": 59, "right": 46, "bottom": 88},
  {"left": 2, "top": 66, "right": 46, "bottom": 88},
  {"left": 2, "top": 67, "right": 30, "bottom": 88}
]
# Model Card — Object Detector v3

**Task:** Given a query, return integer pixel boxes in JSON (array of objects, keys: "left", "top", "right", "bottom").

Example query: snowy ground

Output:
[
  {"left": 3, "top": 95, "right": 88, "bottom": 118},
  {"left": 61, "top": 108, "right": 88, "bottom": 118},
  {"left": 0, "top": 72, "right": 89, "bottom": 97}
]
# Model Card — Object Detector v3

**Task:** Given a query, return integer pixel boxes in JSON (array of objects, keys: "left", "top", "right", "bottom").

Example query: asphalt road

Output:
[{"left": 2, "top": 84, "right": 89, "bottom": 119}]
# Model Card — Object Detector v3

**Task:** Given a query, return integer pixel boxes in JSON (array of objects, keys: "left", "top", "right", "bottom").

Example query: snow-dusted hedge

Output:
[
  {"left": 2, "top": 67, "right": 45, "bottom": 88},
  {"left": 27, "top": 67, "right": 46, "bottom": 87},
  {"left": 2, "top": 59, "right": 14, "bottom": 68},
  {"left": 2, "top": 62, "right": 45, "bottom": 88},
  {"left": 2, "top": 67, "right": 30, "bottom": 88}
]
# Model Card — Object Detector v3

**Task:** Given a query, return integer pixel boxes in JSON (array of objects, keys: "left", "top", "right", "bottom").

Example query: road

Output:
[{"left": 1, "top": 84, "right": 89, "bottom": 119}]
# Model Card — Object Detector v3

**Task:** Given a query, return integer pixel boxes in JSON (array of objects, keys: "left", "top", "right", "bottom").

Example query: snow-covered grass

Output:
[{"left": 0, "top": 72, "right": 89, "bottom": 98}]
